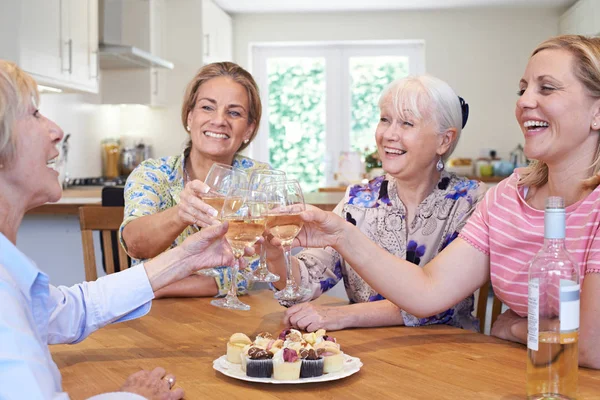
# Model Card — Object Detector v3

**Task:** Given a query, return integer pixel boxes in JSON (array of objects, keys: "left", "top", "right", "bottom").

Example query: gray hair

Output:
[
  {"left": 0, "top": 60, "right": 39, "bottom": 166},
  {"left": 379, "top": 75, "right": 463, "bottom": 161}
]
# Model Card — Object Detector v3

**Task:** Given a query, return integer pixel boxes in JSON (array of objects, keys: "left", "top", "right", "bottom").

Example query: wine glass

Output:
[
  {"left": 197, "top": 163, "right": 248, "bottom": 277},
  {"left": 247, "top": 169, "right": 286, "bottom": 283},
  {"left": 264, "top": 179, "right": 311, "bottom": 304},
  {"left": 210, "top": 188, "right": 267, "bottom": 311}
]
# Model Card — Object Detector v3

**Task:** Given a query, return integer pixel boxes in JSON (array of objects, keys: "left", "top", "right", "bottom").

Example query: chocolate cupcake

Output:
[
  {"left": 299, "top": 348, "right": 324, "bottom": 378},
  {"left": 245, "top": 347, "right": 274, "bottom": 378}
]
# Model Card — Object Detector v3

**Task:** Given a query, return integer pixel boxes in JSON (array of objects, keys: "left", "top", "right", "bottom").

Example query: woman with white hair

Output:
[
  {"left": 267, "top": 75, "right": 483, "bottom": 332},
  {"left": 0, "top": 60, "right": 250, "bottom": 399}
]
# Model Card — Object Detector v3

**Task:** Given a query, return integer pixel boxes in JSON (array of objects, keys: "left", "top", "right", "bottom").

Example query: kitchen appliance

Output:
[{"left": 120, "top": 141, "right": 152, "bottom": 177}]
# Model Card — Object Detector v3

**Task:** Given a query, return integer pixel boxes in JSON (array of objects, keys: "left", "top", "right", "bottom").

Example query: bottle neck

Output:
[{"left": 544, "top": 208, "right": 565, "bottom": 240}]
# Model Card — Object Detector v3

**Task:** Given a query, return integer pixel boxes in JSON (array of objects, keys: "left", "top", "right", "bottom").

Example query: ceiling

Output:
[{"left": 214, "top": 0, "right": 577, "bottom": 14}]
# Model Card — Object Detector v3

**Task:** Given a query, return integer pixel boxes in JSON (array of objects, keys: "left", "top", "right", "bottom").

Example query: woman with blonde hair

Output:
[
  {"left": 121, "top": 62, "right": 269, "bottom": 298},
  {"left": 282, "top": 35, "right": 600, "bottom": 369},
  {"left": 0, "top": 61, "right": 247, "bottom": 398}
]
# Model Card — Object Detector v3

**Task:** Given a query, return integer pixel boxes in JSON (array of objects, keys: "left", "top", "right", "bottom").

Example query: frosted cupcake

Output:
[
  {"left": 299, "top": 347, "right": 324, "bottom": 378},
  {"left": 226, "top": 333, "right": 252, "bottom": 364},
  {"left": 245, "top": 347, "right": 274, "bottom": 378},
  {"left": 303, "top": 329, "right": 327, "bottom": 346},
  {"left": 314, "top": 341, "right": 344, "bottom": 373},
  {"left": 272, "top": 348, "right": 301, "bottom": 380}
]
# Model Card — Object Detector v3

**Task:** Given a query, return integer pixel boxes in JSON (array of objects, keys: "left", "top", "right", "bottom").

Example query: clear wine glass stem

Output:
[
  {"left": 259, "top": 242, "right": 268, "bottom": 269},
  {"left": 282, "top": 243, "right": 297, "bottom": 290},
  {"left": 225, "top": 257, "right": 240, "bottom": 301}
]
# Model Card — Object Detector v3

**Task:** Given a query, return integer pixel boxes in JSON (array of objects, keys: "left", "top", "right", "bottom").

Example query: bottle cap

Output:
[{"left": 546, "top": 196, "right": 564, "bottom": 210}]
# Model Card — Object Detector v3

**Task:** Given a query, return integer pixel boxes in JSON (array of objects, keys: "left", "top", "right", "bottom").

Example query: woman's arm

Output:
[
  {"left": 285, "top": 300, "right": 405, "bottom": 331},
  {"left": 297, "top": 208, "right": 490, "bottom": 319},
  {"left": 153, "top": 274, "right": 218, "bottom": 298},
  {"left": 577, "top": 273, "right": 600, "bottom": 369}
]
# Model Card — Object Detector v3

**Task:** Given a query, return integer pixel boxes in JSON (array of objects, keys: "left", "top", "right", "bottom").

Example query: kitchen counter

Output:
[
  {"left": 26, "top": 188, "right": 345, "bottom": 215},
  {"left": 27, "top": 187, "right": 102, "bottom": 215}
]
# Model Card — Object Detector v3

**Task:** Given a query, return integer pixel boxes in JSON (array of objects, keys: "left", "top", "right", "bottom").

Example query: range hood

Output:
[
  {"left": 99, "top": 44, "right": 174, "bottom": 69},
  {"left": 99, "top": 0, "right": 174, "bottom": 70}
]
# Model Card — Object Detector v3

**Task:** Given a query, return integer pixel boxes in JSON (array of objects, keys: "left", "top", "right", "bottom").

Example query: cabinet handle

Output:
[
  {"left": 153, "top": 70, "right": 159, "bottom": 96},
  {"left": 62, "top": 39, "right": 73, "bottom": 74},
  {"left": 204, "top": 34, "right": 210, "bottom": 57}
]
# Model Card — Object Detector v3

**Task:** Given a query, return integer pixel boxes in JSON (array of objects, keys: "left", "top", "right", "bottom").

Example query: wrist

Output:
[{"left": 145, "top": 246, "right": 191, "bottom": 292}]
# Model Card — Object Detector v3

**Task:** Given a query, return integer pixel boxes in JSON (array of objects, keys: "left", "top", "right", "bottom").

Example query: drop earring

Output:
[{"left": 436, "top": 158, "right": 444, "bottom": 171}]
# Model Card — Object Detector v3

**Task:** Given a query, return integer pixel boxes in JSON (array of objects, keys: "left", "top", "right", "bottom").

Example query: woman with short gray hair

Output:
[{"left": 266, "top": 75, "right": 484, "bottom": 332}]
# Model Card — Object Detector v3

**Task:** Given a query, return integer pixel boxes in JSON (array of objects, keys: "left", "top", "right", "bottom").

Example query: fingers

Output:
[
  {"left": 171, "top": 387, "right": 185, "bottom": 399},
  {"left": 196, "top": 221, "right": 228, "bottom": 240},
  {"left": 150, "top": 366, "right": 167, "bottom": 380},
  {"left": 283, "top": 302, "right": 310, "bottom": 326},
  {"left": 187, "top": 179, "right": 211, "bottom": 196}
]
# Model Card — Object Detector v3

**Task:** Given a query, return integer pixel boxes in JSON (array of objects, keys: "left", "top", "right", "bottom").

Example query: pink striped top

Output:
[{"left": 459, "top": 172, "right": 600, "bottom": 317}]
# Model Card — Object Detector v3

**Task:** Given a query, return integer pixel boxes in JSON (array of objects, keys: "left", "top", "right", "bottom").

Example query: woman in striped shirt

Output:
[{"left": 285, "top": 35, "right": 600, "bottom": 369}]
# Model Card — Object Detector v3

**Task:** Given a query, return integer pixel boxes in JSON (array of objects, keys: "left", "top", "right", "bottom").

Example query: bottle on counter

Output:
[{"left": 527, "top": 196, "right": 580, "bottom": 400}]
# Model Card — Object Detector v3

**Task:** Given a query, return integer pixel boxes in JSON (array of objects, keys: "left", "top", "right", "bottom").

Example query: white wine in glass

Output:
[
  {"left": 196, "top": 163, "right": 248, "bottom": 278},
  {"left": 248, "top": 169, "right": 286, "bottom": 283},
  {"left": 210, "top": 188, "right": 267, "bottom": 311},
  {"left": 264, "top": 179, "right": 311, "bottom": 304}
]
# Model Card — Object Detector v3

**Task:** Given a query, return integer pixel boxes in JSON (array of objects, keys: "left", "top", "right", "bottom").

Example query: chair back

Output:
[
  {"left": 476, "top": 281, "right": 503, "bottom": 333},
  {"left": 79, "top": 206, "right": 129, "bottom": 281}
]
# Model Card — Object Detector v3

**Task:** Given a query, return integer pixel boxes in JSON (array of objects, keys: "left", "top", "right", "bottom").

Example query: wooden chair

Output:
[
  {"left": 79, "top": 206, "right": 129, "bottom": 281},
  {"left": 476, "top": 281, "right": 504, "bottom": 333}
]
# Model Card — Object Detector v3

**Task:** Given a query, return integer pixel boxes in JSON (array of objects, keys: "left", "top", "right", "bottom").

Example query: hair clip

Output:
[{"left": 458, "top": 96, "right": 469, "bottom": 129}]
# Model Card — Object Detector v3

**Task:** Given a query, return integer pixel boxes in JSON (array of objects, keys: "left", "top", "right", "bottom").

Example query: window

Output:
[{"left": 252, "top": 42, "right": 425, "bottom": 191}]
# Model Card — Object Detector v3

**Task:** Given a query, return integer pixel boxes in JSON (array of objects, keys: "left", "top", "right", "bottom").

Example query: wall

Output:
[{"left": 233, "top": 8, "right": 561, "bottom": 161}]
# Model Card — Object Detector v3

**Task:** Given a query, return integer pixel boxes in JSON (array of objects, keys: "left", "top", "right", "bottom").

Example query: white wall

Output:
[{"left": 233, "top": 8, "right": 561, "bottom": 161}]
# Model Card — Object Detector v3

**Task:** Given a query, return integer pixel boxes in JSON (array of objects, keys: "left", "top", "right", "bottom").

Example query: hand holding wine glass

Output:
[
  {"left": 210, "top": 188, "right": 267, "bottom": 311},
  {"left": 264, "top": 179, "right": 311, "bottom": 305},
  {"left": 194, "top": 163, "right": 248, "bottom": 277}
]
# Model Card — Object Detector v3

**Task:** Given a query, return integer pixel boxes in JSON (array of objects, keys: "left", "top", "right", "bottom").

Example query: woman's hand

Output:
[
  {"left": 283, "top": 302, "right": 349, "bottom": 332},
  {"left": 269, "top": 205, "right": 348, "bottom": 249},
  {"left": 490, "top": 309, "right": 527, "bottom": 344},
  {"left": 178, "top": 180, "right": 220, "bottom": 228},
  {"left": 120, "top": 367, "right": 184, "bottom": 400}
]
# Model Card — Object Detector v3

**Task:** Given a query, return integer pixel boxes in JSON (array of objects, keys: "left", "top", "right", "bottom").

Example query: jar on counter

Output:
[{"left": 101, "top": 138, "right": 121, "bottom": 179}]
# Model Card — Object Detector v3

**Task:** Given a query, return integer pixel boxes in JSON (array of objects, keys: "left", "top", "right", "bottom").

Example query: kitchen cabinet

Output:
[
  {"left": 559, "top": 0, "right": 600, "bottom": 36},
  {"left": 100, "top": 0, "right": 168, "bottom": 106},
  {"left": 0, "top": 0, "right": 99, "bottom": 93},
  {"left": 202, "top": 0, "right": 233, "bottom": 64}
]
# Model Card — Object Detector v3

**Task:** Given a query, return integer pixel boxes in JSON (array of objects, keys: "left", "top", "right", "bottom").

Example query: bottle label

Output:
[
  {"left": 559, "top": 280, "right": 580, "bottom": 335},
  {"left": 527, "top": 278, "right": 540, "bottom": 351}
]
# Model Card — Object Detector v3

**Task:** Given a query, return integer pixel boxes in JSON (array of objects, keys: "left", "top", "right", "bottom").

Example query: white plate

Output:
[{"left": 212, "top": 354, "right": 362, "bottom": 384}]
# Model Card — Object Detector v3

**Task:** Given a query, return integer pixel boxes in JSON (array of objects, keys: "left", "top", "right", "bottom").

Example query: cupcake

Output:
[
  {"left": 302, "top": 329, "right": 326, "bottom": 346},
  {"left": 253, "top": 332, "right": 274, "bottom": 348},
  {"left": 245, "top": 347, "right": 274, "bottom": 378},
  {"left": 314, "top": 341, "right": 344, "bottom": 373},
  {"left": 272, "top": 348, "right": 302, "bottom": 380},
  {"left": 266, "top": 338, "right": 284, "bottom": 355},
  {"left": 226, "top": 333, "right": 252, "bottom": 364},
  {"left": 240, "top": 344, "right": 252, "bottom": 372},
  {"left": 299, "top": 347, "right": 324, "bottom": 378}
]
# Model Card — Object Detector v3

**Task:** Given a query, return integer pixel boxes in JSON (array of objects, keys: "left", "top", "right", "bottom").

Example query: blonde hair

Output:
[
  {"left": 519, "top": 35, "right": 600, "bottom": 189},
  {"left": 379, "top": 75, "right": 463, "bottom": 162},
  {"left": 180, "top": 62, "right": 261, "bottom": 152},
  {"left": 0, "top": 60, "right": 39, "bottom": 167}
]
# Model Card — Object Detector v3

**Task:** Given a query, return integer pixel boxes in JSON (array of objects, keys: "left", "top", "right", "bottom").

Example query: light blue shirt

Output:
[{"left": 0, "top": 233, "right": 154, "bottom": 399}]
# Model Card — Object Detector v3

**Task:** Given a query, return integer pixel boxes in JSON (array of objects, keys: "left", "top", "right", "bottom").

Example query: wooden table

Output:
[{"left": 51, "top": 291, "right": 600, "bottom": 399}]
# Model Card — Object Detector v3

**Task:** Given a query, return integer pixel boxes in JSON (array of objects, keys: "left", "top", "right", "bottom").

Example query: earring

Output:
[
  {"left": 186, "top": 125, "right": 191, "bottom": 132},
  {"left": 243, "top": 139, "right": 249, "bottom": 144},
  {"left": 594, "top": 122, "right": 598, "bottom": 127},
  {"left": 436, "top": 158, "right": 444, "bottom": 171}
]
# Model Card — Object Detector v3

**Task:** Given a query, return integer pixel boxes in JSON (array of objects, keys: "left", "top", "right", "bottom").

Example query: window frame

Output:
[{"left": 250, "top": 40, "right": 425, "bottom": 185}]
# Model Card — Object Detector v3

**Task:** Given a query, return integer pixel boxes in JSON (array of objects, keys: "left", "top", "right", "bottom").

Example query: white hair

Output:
[{"left": 378, "top": 74, "right": 463, "bottom": 161}]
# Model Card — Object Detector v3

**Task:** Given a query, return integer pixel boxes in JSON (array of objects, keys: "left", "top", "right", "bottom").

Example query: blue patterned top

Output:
[
  {"left": 294, "top": 171, "right": 486, "bottom": 331},
  {"left": 119, "top": 150, "right": 270, "bottom": 296}
]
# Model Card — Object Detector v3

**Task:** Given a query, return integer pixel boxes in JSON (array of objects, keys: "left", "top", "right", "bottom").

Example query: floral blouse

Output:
[
  {"left": 119, "top": 150, "right": 270, "bottom": 296},
  {"left": 294, "top": 172, "right": 486, "bottom": 331}
]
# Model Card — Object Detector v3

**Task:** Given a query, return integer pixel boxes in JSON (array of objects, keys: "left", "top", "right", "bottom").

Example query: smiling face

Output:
[
  {"left": 375, "top": 93, "right": 450, "bottom": 182},
  {"left": 186, "top": 76, "right": 255, "bottom": 163},
  {"left": 4, "top": 104, "right": 64, "bottom": 208},
  {"left": 516, "top": 48, "right": 600, "bottom": 166}
]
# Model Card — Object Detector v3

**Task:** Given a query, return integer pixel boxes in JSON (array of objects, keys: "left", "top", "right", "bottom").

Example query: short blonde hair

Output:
[
  {"left": 181, "top": 62, "right": 261, "bottom": 152},
  {"left": 0, "top": 60, "right": 39, "bottom": 167},
  {"left": 379, "top": 75, "right": 463, "bottom": 162},
  {"left": 519, "top": 35, "right": 600, "bottom": 189}
]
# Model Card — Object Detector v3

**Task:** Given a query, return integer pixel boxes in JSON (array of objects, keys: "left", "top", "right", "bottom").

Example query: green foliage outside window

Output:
[{"left": 267, "top": 58, "right": 325, "bottom": 193}]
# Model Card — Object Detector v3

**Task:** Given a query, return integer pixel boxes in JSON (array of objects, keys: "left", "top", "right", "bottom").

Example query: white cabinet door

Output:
[
  {"left": 150, "top": 0, "right": 167, "bottom": 106},
  {"left": 19, "top": 0, "right": 65, "bottom": 84},
  {"left": 67, "top": 0, "right": 99, "bottom": 91},
  {"left": 202, "top": 0, "right": 232, "bottom": 64}
]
